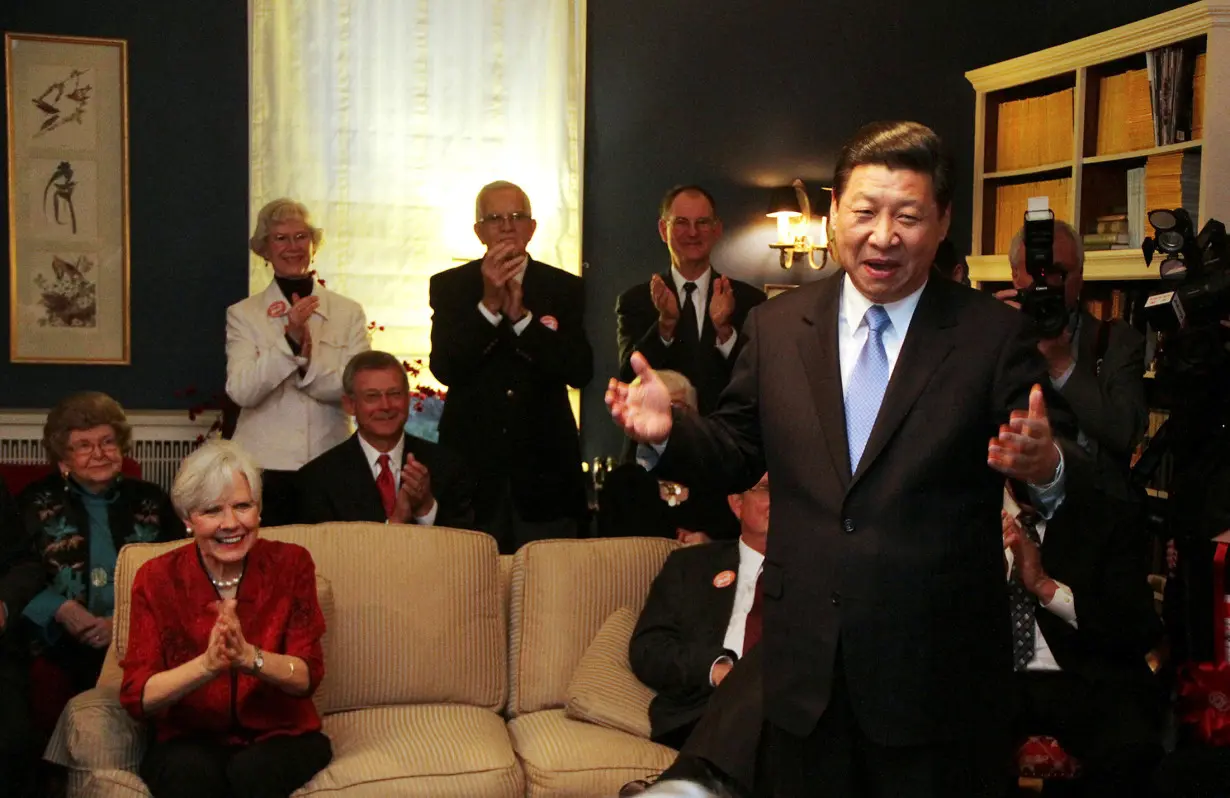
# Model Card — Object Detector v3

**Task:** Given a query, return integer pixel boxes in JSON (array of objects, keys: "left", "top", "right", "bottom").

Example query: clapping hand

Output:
[
  {"left": 203, "top": 600, "right": 253, "bottom": 674},
  {"left": 606, "top": 352, "right": 674, "bottom": 445},
  {"left": 988, "top": 385, "right": 1061, "bottom": 486},
  {"left": 709, "top": 276, "right": 735, "bottom": 342},
  {"left": 481, "top": 242, "right": 527, "bottom": 315},
  {"left": 286, "top": 293, "right": 320, "bottom": 344},
  {"left": 391, "top": 456, "right": 435, "bottom": 522},
  {"left": 651, "top": 274, "right": 680, "bottom": 339}
]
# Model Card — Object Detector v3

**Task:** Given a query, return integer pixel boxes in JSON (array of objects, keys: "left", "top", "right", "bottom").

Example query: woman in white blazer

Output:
[{"left": 226, "top": 199, "right": 370, "bottom": 525}]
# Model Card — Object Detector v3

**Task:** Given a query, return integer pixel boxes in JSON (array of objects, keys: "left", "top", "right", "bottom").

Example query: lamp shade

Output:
[{"left": 767, "top": 185, "right": 802, "bottom": 217}]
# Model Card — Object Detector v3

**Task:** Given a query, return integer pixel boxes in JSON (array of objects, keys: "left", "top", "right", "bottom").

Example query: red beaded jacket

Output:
[{"left": 120, "top": 538, "right": 325, "bottom": 744}]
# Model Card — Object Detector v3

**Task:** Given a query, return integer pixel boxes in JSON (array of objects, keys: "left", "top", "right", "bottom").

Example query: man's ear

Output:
[
  {"left": 727, "top": 493, "right": 743, "bottom": 521},
  {"left": 341, "top": 394, "right": 357, "bottom": 418}
]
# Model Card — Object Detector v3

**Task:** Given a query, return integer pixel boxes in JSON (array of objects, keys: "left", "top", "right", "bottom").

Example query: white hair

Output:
[
  {"left": 171, "top": 440, "right": 263, "bottom": 519},
  {"left": 249, "top": 198, "right": 324, "bottom": 260},
  {"left": 474, "top": 180, "right": 532, "bottom": 222},
  {"left": 1008, "top": 218, "right": 1083, "bottom": 272},
  {"left": 657, "top": 370, "right": 698, "bottom": 412}
]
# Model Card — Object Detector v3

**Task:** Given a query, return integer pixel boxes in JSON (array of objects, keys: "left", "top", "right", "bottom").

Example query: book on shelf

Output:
[
  {"left": 1127, "top": 167, "right": 1146, "bottom": 247},
  {"left": 994, "top": 87, "right": 1073, "bottom": 171},
  {"left": 1083, "top": 232, "right": 1129, "bottom": 245},
  {"left": 1096, "top": 68, "right": 1153, "bottom": 155},
  {"left": 992, "top": 178, "right": 1071, "bottom": 254},
  {"left": 1144, "top": 151, "right": 1200, "bottom": 220},
  {"left": 1146, "top": 45, "right": 1196, "bottom": 146},
  {"left": 1192, "top": 52, "right": 1206, "bottom": 140}
]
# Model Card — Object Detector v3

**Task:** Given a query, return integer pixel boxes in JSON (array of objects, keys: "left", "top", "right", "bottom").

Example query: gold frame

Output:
[{"left": 6, "top": 32, "right": 130, "bottom": 364}]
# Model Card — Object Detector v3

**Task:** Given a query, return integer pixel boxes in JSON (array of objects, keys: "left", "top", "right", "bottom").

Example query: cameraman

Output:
[{"left": 997, "top": 220, "right": 1148, "bottom": 505}]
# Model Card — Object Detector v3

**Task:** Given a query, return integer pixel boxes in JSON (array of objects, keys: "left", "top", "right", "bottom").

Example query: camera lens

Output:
[
  {"left": 1149, "top": 209, "right": 1178, "bottom": 230},
  {"left": 1159, "top": 258, "right": 1188, "bottom": 278},
  {"left": 1158, "top": 230, "right": 1186, "bottom": 253}
]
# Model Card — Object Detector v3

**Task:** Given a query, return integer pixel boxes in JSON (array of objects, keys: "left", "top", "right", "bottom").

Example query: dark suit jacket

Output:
[
  {"left": 0, "top": 477, "right": 41, "bottom": 655},
  {"left": 428, "top": 257, "right": 591, "bottom": 525},
  {"left": 658, "top": 274, "right": 1089, "bottom": 747},
  {"left": 1033, "top": 495, "right": 1161, "bottom": 687},
  {"left": 630, "top": 540, "right": 742, "bottom": 742},
  {"left": 616, "top": 271, "right": 766, "bottom": 415},
  {"left": 1058, "top": 311, "right": 1147, "bottom": 502},
  {"left": 296, "top": 433, "right": 475, "bottom": 529}
]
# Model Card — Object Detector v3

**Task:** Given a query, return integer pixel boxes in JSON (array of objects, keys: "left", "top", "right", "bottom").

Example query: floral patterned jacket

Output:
[{"left": 17, "top": 472, "right": 184, "bottom": 614}]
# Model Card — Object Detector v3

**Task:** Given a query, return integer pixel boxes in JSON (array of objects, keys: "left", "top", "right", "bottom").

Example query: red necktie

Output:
[
  {"left": 743, "top": 571, "right": 764, "bottom": 655},
  {"left": 376, "top": 454, "right": 396, "bottom": 520}
]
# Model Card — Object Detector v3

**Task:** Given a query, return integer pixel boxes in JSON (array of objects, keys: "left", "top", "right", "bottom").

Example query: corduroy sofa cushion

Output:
[{"left": 565, "top": 607, "right": 655, "bottom": 738}]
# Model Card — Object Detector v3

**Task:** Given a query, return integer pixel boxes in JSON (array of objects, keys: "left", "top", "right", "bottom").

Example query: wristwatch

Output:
[{"left": 251, "top": 647, "right": 265, "bottom": 674}]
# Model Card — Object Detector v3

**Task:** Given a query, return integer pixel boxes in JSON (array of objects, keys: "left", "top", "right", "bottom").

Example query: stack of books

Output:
[
  {"left": 1145, "top": 152, "right": 1201, "bottom": 220},
  {"left": 993, "top": 178, "right": 1071, "bottom": 254},
  {"left": 1096, "top": 69, "right": 1154, "bottom": 154},
  {"left": 1147, "top": 45, "right": 1193, "bottom": 145},
  {"left": 1084, "top": 214, "right": 1131, "bottom": 251},
  {"left": 995, "top": 88, "right": 1074, "bottom": 170}
]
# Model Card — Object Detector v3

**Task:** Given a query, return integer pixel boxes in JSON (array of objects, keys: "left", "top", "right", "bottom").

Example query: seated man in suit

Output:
[
  {"left": 616, "top": 185, "right": 766, "bottom": 418},
  {"left": 297, "top": 350, "right": 474, "bottom": 528},
  {"left": 1003, "top": 484, "right": 1163, "bottom": 797},
  {"left": 0, "top": 475, "right": 42, "bottom": 796},
  {"left": 630, "top": 472, "right": 769, "bottom": 750}
]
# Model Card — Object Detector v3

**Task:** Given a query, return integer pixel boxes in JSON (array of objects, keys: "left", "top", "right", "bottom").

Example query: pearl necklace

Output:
[{"left": 210, "top": 570, "right": 243, "bottom": 590}]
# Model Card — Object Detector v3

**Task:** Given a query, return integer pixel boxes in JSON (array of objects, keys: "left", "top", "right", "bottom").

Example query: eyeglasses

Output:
[
  {"left": 668, "top": 216, "right": 716, "bottom": 233},
  {"left": 69, "top": 437, "right": 119, "bottom": 457},
  {"left": 479, "top": 212, "right": 533, "bottom": 227},
  {"left": 271, "top": 232, "right": 312, "bottom": 245},
  {"left": 357, "top": 389, "right": 407, "bottom": 403}
]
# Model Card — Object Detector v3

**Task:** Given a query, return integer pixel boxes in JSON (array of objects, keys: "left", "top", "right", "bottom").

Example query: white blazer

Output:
[{"left": 226, "top": 281, "right": 370, "bottom": 471}]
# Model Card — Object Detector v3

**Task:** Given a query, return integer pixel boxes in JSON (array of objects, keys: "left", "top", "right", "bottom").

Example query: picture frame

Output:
[
  {"left": 764, "top": 283, "right": 797, "bottom": 299},
  {"left": 6, "top": 33, "right": 130, "bottom": 364}
]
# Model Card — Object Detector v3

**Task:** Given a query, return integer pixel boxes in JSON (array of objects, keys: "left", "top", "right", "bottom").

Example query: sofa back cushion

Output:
[
  {"left": 113, "top": 523, "right": 506, "bottom": 713},
  {"left": 507, "top": 537, "right": 677, "bottom": 716}
]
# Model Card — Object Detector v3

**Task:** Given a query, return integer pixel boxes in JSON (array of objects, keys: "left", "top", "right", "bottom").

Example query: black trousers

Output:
[
  {"left": 481, "top": 479, "right": 578, "bottom": 554},
  {"left": 0, "top": 648, "right": 34, "bottom": 797},
  {"left": 1011, "top": 670, "right": 1163, "bottom": 798},
  {"left": 140, "top": 731, "right": 332, "bottom": 798},
  {"left": 756, "top": 657, "right": 1009, "bottom": 798},
  {"left": 259, "top": 470, "right": 300, "bottom": 528}
]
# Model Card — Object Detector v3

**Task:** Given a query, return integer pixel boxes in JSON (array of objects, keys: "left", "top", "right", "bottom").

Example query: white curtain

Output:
[{"left": 249, "top": 0, "right": 586, "bottom": 375}]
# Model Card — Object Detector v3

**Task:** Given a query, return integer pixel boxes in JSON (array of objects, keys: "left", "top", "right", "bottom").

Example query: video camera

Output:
[
  {"left": 1141, "top": 208, "right": 1230, "bottom": 376},
  {"left": 1014, "top": 198, "right": 1069, "bottom": 339}
]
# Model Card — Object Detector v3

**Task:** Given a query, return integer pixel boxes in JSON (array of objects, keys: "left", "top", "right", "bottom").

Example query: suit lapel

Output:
[
  {"left": 797, "top": 276, "right": 852, "bottom": 487},
  {"left": 705, "top": 542, "right": 742, "bottom": 641},
  {"left": 699, "top": 270, "right": 718, "bottom": 346},
  {"left": 850, "top": 279, "right": 958, "bottom": 488},
  {"left": 340, "top": 435, "right": 387, "bottom": 521}
]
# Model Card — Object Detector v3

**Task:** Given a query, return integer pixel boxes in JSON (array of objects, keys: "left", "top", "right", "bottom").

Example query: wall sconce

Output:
[{"left": 767, "top": 178, "right": 829, "bottom": 270}]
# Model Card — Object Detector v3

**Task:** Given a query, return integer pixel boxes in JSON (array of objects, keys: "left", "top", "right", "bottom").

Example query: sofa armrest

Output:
[{"left": 45, "top": 686, "right": 146, "bottom": 773}]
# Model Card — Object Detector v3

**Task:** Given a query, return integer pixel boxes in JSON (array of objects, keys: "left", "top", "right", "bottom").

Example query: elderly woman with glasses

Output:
[
  {"left": 121, "top": 440, "right": 331, "bottom": 798},
  {"left": 17, "top": 392, "right": 183, "bottom": 701},
  {"left": 227, "top": 198, "right": 369, "bottom": 526}
]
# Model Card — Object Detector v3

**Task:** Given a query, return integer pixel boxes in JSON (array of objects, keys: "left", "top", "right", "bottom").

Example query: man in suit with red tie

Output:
[
  {"left": 616, "top": 186, "right": 766, "bottom": 417},
  {"left": 630, "top": 472, "right": 770, "bottom": 750},
  {"left": 608, "top": 121, "right": 1089, "bottom": 797},
  {"left": 297, "top": 351, "right": 474, "bottom": 528}
]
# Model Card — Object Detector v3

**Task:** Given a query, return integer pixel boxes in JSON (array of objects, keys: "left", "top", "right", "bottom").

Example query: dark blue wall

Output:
[
  {"left": 0, "top": 2, "right": 249, "bottom": 410},
  {"left": 578, "top": 0, "right": 1190, "bottom": 461}
]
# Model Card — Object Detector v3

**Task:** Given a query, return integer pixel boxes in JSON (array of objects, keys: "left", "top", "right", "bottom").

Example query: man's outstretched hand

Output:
[
  {"left": 988, "top": 384, "right": 1062, "bottom": 486},
  {"left": 606, "top": 352, "right": 674, "bottom": 445}
]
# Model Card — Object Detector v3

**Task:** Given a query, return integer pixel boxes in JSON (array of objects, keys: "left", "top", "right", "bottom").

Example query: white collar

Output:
[
  {"left": 737, "top": 537, "right": 765, "bottom": 574},
  {"left": 357, "top": 433, "right": 404, "bottom": 472},
  {"left": 670, "top": 265, "right": 713, "bottom": 298},
  {"left": 838, "top": 273, "right": 926, "bottom": 336}
]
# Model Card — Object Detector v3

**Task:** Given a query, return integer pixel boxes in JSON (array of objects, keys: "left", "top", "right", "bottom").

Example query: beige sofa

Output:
[{"left": 45, "top": 524, "right": 679, "bottom": 797}]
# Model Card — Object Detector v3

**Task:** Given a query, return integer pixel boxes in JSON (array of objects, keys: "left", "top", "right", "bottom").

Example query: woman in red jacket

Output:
[{"left": 120, "top": 440, "right": 331, "bottom": 798}]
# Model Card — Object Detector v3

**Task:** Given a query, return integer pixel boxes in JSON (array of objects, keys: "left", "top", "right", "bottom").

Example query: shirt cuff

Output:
[
  {"left": 510, "top": 312, "right": 533, "bottom": 336},
  {"left": 636, "top": 439, "right": 669, "bottom": 471},
  {"left": 660, "top": 335, "right": 675, "bottom": 347},
  {"left": 715, "top": 328, "right": 738, "bottom": 358},
  {"left": 1041, "top": 580, "right": 1078, "bottom": 628},
  {"left": 23, "top": 588, "right": 67, "bottom": 643},
  {"left": 413, "top": 500, "right": 439, "bottom": 526},
  {"left": 1026, "top": 443, "right": 1065, "bottom": 519},
  {"left": 477, "top": 301, "right": 503, "bottom": 327},
  {"left": 709, "top": 654, "right": 735, "bottom": 687},
  {"left": 1050, "top": 361, "right": 1076, "bottom": 390}
]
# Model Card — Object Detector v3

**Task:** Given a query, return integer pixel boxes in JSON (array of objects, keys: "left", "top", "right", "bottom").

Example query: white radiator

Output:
[{"left": 0, "top": 410, "right": 214, "bottom": 493}]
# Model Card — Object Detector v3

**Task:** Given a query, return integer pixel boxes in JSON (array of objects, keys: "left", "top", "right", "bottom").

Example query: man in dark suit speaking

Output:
[
  {"left": 297, "top": 350, "right": 474, "bottom": 528},
  {"left": 607, "top": 121, "right": 1087, "bottom": 797},
  {"left": 429, "top": 181, "right": 591, "bottom": 552},
  {"left": 616, "top": 186, "right": 765, "bottom": 416}
]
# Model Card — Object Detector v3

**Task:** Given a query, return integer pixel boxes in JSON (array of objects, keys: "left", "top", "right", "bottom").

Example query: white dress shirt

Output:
[
  {"left": 721, "top": 538, "right": 766, "bottom": 654},
  {"left": 355, "top": 434, "right": 439, "bottom": 526},
  {"left": 662, "top": 266, "right": 738, "bottom": 359},
  {"left": 1003, "top": 488, "right": 1077, "bottom": 672},
  {"left": 226, "top": 281, "right": 370, "bottom": 471}
]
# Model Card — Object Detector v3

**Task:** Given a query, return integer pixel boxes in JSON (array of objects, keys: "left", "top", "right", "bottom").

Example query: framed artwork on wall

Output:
[{"left": 5, "top": 33, "right": 130, "bottom": 364}]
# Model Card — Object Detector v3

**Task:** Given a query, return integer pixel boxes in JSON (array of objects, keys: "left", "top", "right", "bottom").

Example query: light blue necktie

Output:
[{"left": 845, "top": 305, "right": 892, "bottom": 472}]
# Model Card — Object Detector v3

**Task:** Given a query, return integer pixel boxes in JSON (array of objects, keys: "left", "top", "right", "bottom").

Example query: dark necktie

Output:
[
  {"left": 743, "top": 571, "right": 764, "bottom": 655},
  {"left": 678, "top": 282, "right": 699, "bottom": 344},
  {"left": 1009, "top": 515, "right": 1042, "bottom": 671},
  {"left": 376, "top": 454, "right": 396, "bottom": 520}
]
